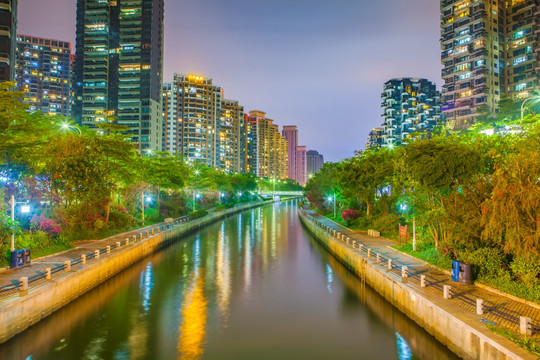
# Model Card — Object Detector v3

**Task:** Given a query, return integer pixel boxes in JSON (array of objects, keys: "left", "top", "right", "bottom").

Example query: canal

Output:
[{"left": 1, "top": 199, "right": 459, "bottom": 360}]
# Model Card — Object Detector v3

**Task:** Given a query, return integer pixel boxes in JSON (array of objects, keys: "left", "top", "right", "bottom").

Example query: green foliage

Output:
[
  {"left": 487, "top": 325, "right": 540, "bottom": 357},
  {"left": 214, "top": 205, "right": 226, "bottom": 212},
  {"left": 510, "top": 255, "right": 540, "bottom": 288},
  {"left": 190, "top": 210, "right": 208, "bottom": 220},
  {"left": 371, "top": 213, "right": 399, "bottom": 233},
  {"left": 460, "top": 247, "right": 508, "bottom": 279},
  {"left": 143, "top": 207, "right": 161, "bottom": 223}
]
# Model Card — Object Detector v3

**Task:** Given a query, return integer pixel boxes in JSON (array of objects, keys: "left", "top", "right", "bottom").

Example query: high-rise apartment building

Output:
[
  {"left": 15, "top": 35, "right": 71, "bottom": 116},
  {"left": 365, "top": 128, "right": 384, "bottom": 149},
  {"left": 0, "top": 0, "right": 17, "bottom": 81},
  {"left": 306, "top": 150, "right": 324, "bottom": 176},
  {"left": 74, "top": 0, "right": 164, "bottom": 151},
  {"left": 163, "top": 74, "right": 222, "bottom": 166},
  {"left": 220, "top": 99, "right": 247, "bottom": 174},
  {"left": 282, "top": 125, "right": 298, "bottom": 180},
  {"left": 246, "top": 110, "right": 288, "bottom": 179},
  {"left": 440, "top": 0, "right": 539, "bottom": 126},
  {"left": 296, "top": 145, "right": 307, "bottom": 186},
  {"left": 381, "top": 78, "right": 443, "bottom": 147}
]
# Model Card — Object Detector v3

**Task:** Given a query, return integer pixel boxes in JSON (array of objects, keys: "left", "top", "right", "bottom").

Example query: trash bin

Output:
[
  {"left": 22, "top": 249, "right": 31, "bottom": 266},
  {"left": 10, "top": 250, "right": 24, "bottom": 269},
  {"left": 459, "top": 263, "right": 473, "bottom": 285},
  {"left": 451, "top": 260, "right": 461, "bottom": 282}
]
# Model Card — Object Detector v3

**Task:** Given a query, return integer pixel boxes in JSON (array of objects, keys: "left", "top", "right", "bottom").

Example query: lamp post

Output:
[
  {"left": 8, "top": 195, "right": 30, "bottom": 252},
  {"left": 520, "top": 96, "right": 540, "bottom": 125},
  {"left": 327, "top": 194, "right": 336, "bottom": 219}
]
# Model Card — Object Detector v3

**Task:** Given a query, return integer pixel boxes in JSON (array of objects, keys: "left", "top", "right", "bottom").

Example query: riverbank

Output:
[
  {"left": 0, "top": 199, "right": 279, "bottom": 344},
  {"left": 298, "top": 207, "right": 538, "bottom": 360}
]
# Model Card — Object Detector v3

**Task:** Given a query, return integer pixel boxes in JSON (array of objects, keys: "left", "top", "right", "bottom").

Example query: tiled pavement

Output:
[{"left": 303, "top": 208, "right": 540, "bottom": 339}]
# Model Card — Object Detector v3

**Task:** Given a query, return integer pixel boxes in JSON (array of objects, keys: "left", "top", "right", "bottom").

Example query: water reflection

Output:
[{"left": 1, "top": 200, "right": 459, "bottom": 360}]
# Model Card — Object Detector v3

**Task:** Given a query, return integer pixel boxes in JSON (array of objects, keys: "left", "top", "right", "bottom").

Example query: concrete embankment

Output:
[
  {"left": 0, "top": 200, "right": 276, "bottom": 344},
  {"left": 299, "top": 209, "right": 537, "bottom": 360}
]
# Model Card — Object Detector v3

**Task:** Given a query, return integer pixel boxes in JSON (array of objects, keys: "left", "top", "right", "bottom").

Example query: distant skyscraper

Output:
[
  {"left": 365, "top": 128, "right": 384, "bottom": 149},
  {"left": 381, "top": 78, "right": 443, "bottom": 147},
  {"left": 163, "top": 74, "right": 222, "bottom": 166},
  {"left": 296, "top": 145, "right": 307, "bottom": 186},
  {"left": 306, "top": 150, "right": 324, "bottom": 176},
  {"left": 440, "top": 0, "right": 539, "bottom": 127},
  {"left": 0, "top": 0, "right": 17, "bottom": 81},
  {"left": 247, "top": 110, "right": 288, "bottom": 179},
  {"left": 74, "top": 0, "right": 164, "bottom": 151},
  {"left": 16, "top": 35, "right": 71, "bottom": 116},
  {"left": 282, "top": 125, "right": 298, "bottom": 180}
]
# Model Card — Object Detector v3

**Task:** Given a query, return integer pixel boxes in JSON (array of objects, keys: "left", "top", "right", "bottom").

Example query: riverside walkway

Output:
[{"left": 303, "top": 208, "right": 540, "bottom": 342}]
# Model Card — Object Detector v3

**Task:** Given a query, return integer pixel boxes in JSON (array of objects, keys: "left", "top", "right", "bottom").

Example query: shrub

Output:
[
  {"left": 510, "top": 255, "right": 540, "bottom": 287},
  {"left": 341, "top": 209, "right": 360, "bottom": 225},
  {"left": 109, "top": 206, "right": 134, "bottom": 229},
  {"left": 461, "top": 247, "right": 508, "bottom": 279},
  {"left": 16, "top": 230, "right": 51, "bottom": 250},
  {"left": 30, "top": 215, "right": 63, "bottom": 236},
  {"left": 190, "top": 210, "right": 208, "bottom": 220},
  {"left": 371, "top": 213, "right": 399, "bottom": 232},
  {"left": 215, "top": 205, "right": 226, "bottom": 211},
  {"left": 143, "top": 207, "right": 161, "bottom": 223}
]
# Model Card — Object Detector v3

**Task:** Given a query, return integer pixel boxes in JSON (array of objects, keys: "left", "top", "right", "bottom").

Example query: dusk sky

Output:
[{"left": 18, "top": 0, "right": 442, "bottom": 162}]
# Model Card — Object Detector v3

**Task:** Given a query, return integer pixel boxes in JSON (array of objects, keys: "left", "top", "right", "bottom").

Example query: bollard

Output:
[
  {"left": 107, "top": 245, "right": 111, "bottom": 254},
  {"left": 126, "top": 237, "right": 130, "bottom": 244},
  {"left": 476, "top": 299, "right": 484, "bottom": 315},
  {"left": 367, "top": 248, "right": 372, "bottom": 258},
  {"left": 376, "top": 254, "right": 381, "bottom": 263},
  {"left": 132, "top": 235, "right": 137, "bottom": 242},
  {"left": 95, "top": 249, "right": 100, "bottom": 259},
  {"left": 45, "top": 268, "right": 51, "bottom": 280},
  {"left": 64, "top": 260, "right": 71, "bottom": 272},
  {"left": 402, "top": 266, "right": 408, "bottom": 278},
  {"left": 360, "top": 244, "right": 364, "bottom": 253},
  {"left": 139, "top": 232, "right": 143, "bottom": 239},
  {"left": 157, "top": 226, "right": 160, "bottom": 233},
  {"left": 388, "top": 259, "right": 393, "bottom": 270},
  {"left": 444, "top": 285, "right": 451, "bottom": 299},
  {"left": 116, "top": 241, "right": 121, "bottom": 248},
  {"left": 151, "top": 228, "right": 154, "bottom": 235},
  {"left": 421, "top": 275, "right": 426, "bottom": 287},
  {"left": 520, "top": 317, "right": 532, "bottom": 336},
  {"left": 19, "top": 277, "right": 28, "bottom": 292},
  {"left": 81, "top": 254, "right": 86, "bottom": 265}
]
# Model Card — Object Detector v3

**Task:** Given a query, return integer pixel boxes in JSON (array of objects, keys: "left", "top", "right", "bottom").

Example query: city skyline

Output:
[{"left": 17, "top": 0, "right": 442, "bottom": 162}]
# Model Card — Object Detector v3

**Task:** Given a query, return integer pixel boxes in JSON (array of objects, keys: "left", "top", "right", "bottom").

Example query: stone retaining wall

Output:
[{"left": 299, "top": 210, "right": 536, "bottom": 360}]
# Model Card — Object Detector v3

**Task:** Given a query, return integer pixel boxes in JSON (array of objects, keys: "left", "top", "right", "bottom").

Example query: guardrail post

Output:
[
  {"left": 443, "top": 285, "right": 451, "bottom": 299},
  {"left": 388, "top": 259, "right": 392, "bottom": 270},
  {"left": 19, "top": 277, "right": 28, "bottom": 292},
  {"left": 359, "top": 244, "right": 364, "bottom": 253},
  {"left": 520, "top": 317, "right": 532, "bottom": 336},
  {"left": 95, "top": 250, "right": 100, "bottom": 259},
  {"left": 64, "top": 260, "right": 71, "bottom": 272},
  {"left": 151, "top": 228, "right": 154, "bottom": 235},
  {"left": 401, "top": 266, "right": 408, "bottom": 278},
  {"left": 157, "top": 226, "right": 160, "bottom": 233},
  {"left": 376, "top": 254, "right": 381, "bottom": 263},
  {"left": 139, "top": 232, "right": 143, "bottom": 239},
  {"left": 132, "top": 235, "right": 137, "bottom": 242},
  {"left": 145, "top": 230, "right": 149, "bottom": 237},
  {"left": 476, "top": 299, "right": 484, "bottom": 315},
  {"left": 116, "top": 241, "right": 121, "bottom": 248},
  {"left": 45, "top": 268, "right": 51, "bottom": 280},
  {"left": 126, "top": 237, "right": 130, "bottom": 244},
  {"left": 81, "top": 254, "right": 86, "bottom": 265},
  {"left": 107, "top": 245, "right": 111, "bottom": 254},
  {"left": 421, "top": 275, "right": 426, "bottom": 287},
  {"left": 367, "top": 248, "right": 372, "bottom": 258}
]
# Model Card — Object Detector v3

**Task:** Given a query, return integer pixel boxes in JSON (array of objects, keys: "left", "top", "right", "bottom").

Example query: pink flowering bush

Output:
[
  {"left": 341, "top": 209, "right": 360, "bottom": 225},
  {"left": 30, "top": 215, "right": 63, "bottom": 236}
]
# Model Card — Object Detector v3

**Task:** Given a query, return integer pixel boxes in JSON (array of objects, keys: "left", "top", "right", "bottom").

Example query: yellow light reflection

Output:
[{"left": 178, "top": 275, "right": 208, "bottom": 360}]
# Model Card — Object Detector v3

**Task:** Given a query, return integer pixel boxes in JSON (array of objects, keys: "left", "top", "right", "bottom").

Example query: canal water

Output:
[{"left": 1, "top": 199, "right": 459, "bottom": 360}]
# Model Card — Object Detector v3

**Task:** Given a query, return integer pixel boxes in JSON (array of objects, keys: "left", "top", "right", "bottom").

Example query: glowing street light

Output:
[
  {"left": 327, "top": 194, "right": 336, "bottom": 219},
  {"left": 8, "top": 196, "right": 30, "bottom": 252},
  {"left": 60, "top": 123, "right": 82, "bottom": 136}
]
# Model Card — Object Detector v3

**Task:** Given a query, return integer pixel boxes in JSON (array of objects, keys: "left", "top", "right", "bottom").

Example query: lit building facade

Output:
[
  {"left": 282, "top": 125, "right": 298, "bottom": 180},
  {"left": 306, "top": 150, "right": 324, "bottom": 176},
  {"left": 246, "top": 110, "right": 288, "bottom": 179},
  {"left": 15, "top": 35, "right": 71, "bottom": 116},
  {"left": 381, "top": 78, "right": 443, "bottom": 147},
  {"left": 74, "top": 0, "right": 164, "bottom": 151},
  {"left": 0, "top": 0, "right": 17, "bottom": 81},
  {"left": 365, "top": 128, "right": 384, "bottom": 149},
  {"left": 220, "top": 99, "right": 247, "bottom": 174},
  {"left": 440, "top": 0, "right": 539, "bottom": 126},
  {"left": 163, "top": 74, "right": 222, "bottom": 166},
  {"left": 296, "top": 145, "right": 307, "bottom": 186}
]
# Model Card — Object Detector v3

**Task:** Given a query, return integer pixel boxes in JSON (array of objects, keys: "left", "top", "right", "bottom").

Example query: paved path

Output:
[{"left": 304, "top": 209, "right": 540, "bottom": 339}]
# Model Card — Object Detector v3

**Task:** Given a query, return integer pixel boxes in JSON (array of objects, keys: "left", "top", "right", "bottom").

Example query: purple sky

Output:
[{"left": 18, "top": 0, "right": 442, "bottom": 162}]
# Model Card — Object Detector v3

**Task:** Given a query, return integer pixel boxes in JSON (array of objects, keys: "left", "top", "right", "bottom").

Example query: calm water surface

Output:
[{"left": 1, "top": 200, "right": 460, "bottom": 360}]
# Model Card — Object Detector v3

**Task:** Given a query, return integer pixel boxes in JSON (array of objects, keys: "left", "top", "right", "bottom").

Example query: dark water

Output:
[{"left": 1, "top": 200, "right": 459, "bottom": 360}]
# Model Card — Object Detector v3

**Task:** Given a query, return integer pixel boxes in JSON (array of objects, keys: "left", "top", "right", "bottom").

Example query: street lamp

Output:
[
  {"left": 8, "top": 195, "right": 30, "bottom": 252},
  {"left": 327, "top": 194, "right": 336, "bottom": 219},
  {"left": 398, "top": 201, "right": 416, "bottom": 250},
  {"left": 61, "top": 123, "right": 82, "bottom": 136},
  {"left": 141, "top": 192, "right": 152, "bottom": 223},
  {"left": 193, "top": 192, "right": 201, "bottom": 212},
  {"left": 520, "top": 96, "right": 540, "bottom": 124}
]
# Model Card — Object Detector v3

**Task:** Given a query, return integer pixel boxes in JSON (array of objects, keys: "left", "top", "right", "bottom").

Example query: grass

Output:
[
  {"left": 394, "top": 243, "right": 453, "bottom": 270},
  {"left": 487, "top": 324, "right": 540, "bottom": 358}
]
